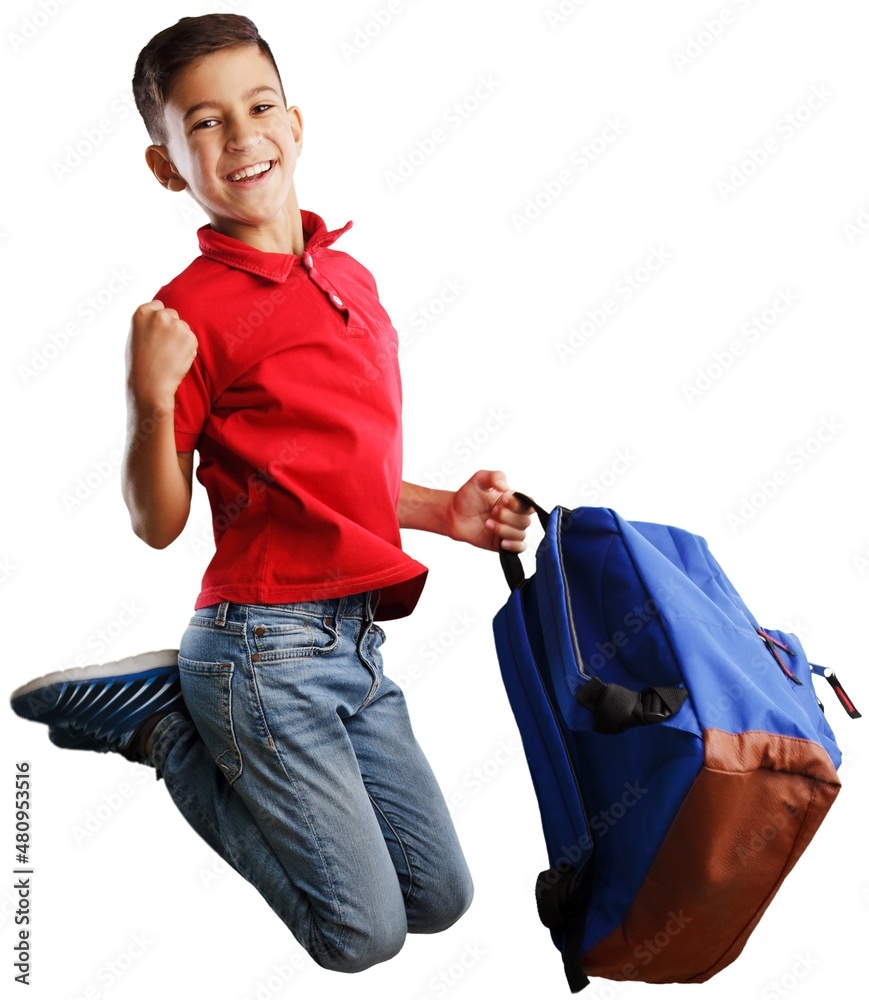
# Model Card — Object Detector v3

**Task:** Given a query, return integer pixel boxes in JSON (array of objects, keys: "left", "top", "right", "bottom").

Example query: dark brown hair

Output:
[{"left": 132, "top": 14, "right": 286, "bottom": 143}]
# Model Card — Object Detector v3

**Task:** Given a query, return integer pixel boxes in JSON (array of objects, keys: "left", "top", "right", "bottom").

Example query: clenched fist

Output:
[{"left": 125, "top": 300, "right": 198, "bottom": 406}]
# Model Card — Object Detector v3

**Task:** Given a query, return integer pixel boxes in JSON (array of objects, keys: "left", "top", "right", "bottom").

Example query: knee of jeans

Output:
[
  {"left": 411, "top": 868, "right": 475, "bottom": 935},
  {"left": 310, "top": 917, "right": 406, "bottom": 974}
]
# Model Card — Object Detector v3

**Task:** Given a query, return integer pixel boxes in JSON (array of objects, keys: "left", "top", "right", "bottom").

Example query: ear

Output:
[
  {"left": 145, "top": 145, "right": 188, "bottom": 193},
  {"left": 287, "top": 105, "right": 304, "bottom": 157}
]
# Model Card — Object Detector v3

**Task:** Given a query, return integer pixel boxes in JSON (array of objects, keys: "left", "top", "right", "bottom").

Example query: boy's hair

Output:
[{"left": 133, "top": 14, "right": 287, "bottom": 144}]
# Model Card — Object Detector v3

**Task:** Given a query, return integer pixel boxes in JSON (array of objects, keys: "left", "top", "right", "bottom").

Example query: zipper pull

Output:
[
  {"left": 757, "top": 628, "right": 802, "bottom": 684},
  {"left": 809, "top": 663, "right": 862, "bottom": 719}
]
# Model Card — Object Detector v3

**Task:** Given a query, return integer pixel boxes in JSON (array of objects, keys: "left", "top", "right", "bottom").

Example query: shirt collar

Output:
[{"left": 196, "top": 210, "right": 353, "bottom": 283}]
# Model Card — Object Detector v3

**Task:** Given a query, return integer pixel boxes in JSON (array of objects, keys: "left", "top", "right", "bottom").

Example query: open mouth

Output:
[{"left": 226, "top": 161, "right": 274, "bottom": 183}]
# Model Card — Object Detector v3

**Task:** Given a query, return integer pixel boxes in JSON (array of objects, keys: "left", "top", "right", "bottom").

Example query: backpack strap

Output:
[
  {"left": 576, "top": 676, "right": 688, "bottom": 734},
  {"left": 535, "top": 861, "right": 593, "bottom": 993},
  {"left": 498, "top": 491, "right": 548, "bottom": 590}
]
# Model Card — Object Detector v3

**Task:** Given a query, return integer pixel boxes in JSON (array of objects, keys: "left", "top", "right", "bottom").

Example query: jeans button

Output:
[{"left": 254, "top": 626, "right": 266, "bottom": 636}]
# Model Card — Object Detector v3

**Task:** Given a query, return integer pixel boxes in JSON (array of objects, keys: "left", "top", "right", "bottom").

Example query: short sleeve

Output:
[{"left": 174, "top": 355, "right": 212, "bottom": 452}]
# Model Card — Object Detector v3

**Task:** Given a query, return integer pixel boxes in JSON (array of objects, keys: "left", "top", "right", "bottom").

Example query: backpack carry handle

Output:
[{"left": 499, "top": 491, "right": 548, "bottom": 591}]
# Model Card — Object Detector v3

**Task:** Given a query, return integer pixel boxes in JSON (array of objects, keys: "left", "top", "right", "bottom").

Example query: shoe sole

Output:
[{"left": 10, "top": 648, "right": 179, "bottom": 709}]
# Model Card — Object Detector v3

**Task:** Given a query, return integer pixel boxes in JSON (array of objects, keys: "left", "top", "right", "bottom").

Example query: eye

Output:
[
  {"left": 192, "top": 118, "right": 219, "bottom": 131},
  {"left": 251, "top": 103, "right": 274, "bottom": 115}
]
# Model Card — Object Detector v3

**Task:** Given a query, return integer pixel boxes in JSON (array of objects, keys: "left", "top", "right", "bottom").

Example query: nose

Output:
[{"left": 225, "top": 115, "right": 263, "bottom": 152}]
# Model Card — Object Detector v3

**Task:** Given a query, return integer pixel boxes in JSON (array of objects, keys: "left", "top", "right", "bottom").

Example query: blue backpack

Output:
[{"left": 493, "top": 499, "right": 859, "bottom": 992}]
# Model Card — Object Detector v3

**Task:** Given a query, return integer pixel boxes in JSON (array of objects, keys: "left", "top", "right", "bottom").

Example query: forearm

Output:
[
  {"left": 121, "top": 391, "right": 190, "bottom": 548},
  {"left": 397, "top": 480, "right": 454, "bottom": 536},
  {"left": 399, "top": 470, "right": 532, "bottom": 552}
]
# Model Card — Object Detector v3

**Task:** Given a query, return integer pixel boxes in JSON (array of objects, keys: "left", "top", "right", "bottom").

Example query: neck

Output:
[{"left": 211, "top": 192, "right": 305, "bottom": 255}]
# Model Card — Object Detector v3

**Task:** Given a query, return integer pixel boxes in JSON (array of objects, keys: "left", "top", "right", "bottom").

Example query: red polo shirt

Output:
[{"left": 155, "top": 210, "right": 428, "bottom": 620}]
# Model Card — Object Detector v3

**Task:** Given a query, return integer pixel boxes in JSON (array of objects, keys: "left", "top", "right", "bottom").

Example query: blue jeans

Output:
[{"left": 148, "top": 590, "right": 473, "bottom": 972}]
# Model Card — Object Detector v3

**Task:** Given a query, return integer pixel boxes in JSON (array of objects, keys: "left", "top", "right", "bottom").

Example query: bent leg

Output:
[
  {"left": 159, "top": 599, "right": 412, "bottom": 973},
  {"left": 344, "top": 632, "right": 474, "bottom": 933}
]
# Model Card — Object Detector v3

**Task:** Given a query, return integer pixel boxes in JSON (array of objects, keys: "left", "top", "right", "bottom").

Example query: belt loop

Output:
[{"left": 215, "top": 601, "right": 230, "bottom": 628}]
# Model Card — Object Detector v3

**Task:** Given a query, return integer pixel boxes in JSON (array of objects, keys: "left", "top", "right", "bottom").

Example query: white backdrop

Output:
[{"left": 2, "top": 0, "right": 867, "bottom": 997}]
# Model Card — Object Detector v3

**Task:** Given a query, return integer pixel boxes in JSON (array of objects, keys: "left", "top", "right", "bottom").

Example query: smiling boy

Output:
[{"left": 11, "top": 13, "right": 531, "bottom": 973}]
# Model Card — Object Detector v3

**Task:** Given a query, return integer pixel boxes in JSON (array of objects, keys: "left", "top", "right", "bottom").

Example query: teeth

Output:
[{"left": 228, "top": 161, "right": 272, "bottom": 181}]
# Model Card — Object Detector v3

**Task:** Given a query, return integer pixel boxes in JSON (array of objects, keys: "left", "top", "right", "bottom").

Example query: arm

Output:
[
  {"left": 398, "top": 470, "right": 532, "bottom": 552},
  {"left": 121, "top": 301, "right": 199, "bottom": 549}
]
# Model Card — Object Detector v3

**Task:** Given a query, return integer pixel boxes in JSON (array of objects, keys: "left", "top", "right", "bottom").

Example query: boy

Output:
[{"left": 11, "top": 13, "right": 531, "bottom": 974}]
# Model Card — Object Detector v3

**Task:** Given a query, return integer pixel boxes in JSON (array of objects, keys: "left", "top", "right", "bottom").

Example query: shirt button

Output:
[
  {"left": 304, "top": 254, "right": 313, "bottom": 268},
  {"left": 254, "top": 626, "right": 266, "bottom": 637},
  {"left": 331, "top": 293, "right": 343, "bottom": 307}
]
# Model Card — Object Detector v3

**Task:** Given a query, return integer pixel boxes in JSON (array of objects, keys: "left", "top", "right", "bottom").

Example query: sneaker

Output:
[{"left": 10, "top": 649, "right": 184, "bottom": 760}]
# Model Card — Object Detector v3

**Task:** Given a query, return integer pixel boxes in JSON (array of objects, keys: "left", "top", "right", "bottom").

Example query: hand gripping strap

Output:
[{"left": 499, "top": 492, "right": 548, "bottom": 590}]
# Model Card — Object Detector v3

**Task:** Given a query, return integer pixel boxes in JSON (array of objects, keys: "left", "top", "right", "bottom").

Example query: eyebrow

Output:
[{"left": 182, "top": 86, "right": 282, "bottom": 123}]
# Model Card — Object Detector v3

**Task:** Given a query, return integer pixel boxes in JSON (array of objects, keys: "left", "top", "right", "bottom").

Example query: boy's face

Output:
[{"left": 146, "top": 45, "right": 302, "bottom": 248}]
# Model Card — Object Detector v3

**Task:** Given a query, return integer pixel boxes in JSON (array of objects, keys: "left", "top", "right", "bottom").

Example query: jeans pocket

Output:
[
  {"left": 251, "top": 612, "right": 340, "bottom": 661},
  {"left": 178, "top": 656, "right": 243, "bottom": 784}
]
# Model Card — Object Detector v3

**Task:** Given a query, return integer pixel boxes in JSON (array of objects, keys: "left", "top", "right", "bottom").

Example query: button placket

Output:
[
  {"left": 312, "top": 273, "right": 344, "bottom": 310},
  {"left": 300, "top": 252, "right": 364, "bottom": 335}
]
